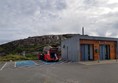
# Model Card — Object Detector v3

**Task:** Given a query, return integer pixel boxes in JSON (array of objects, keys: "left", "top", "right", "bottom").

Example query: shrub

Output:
[
  {"left": 25, "top": 54, "right": 38, "bottom": 60},
  {"left": 0, "top": 54, "right": 28, "bottom": 61},
  {"left": 0, "top": 53, "right": 39, "bottom": 62}
]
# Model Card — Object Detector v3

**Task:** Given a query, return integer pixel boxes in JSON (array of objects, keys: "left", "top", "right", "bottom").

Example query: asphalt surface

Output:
[
  {"left": 0, "top": 62, "right": 5, "bottom": 69},
  {"left": 0, "top": 60, "right": 118, "bottom": 83}
]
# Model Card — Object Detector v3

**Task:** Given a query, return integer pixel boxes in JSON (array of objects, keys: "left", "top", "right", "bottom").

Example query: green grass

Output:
[
  {"left": 0, "top": 54, "right": 38, "bottom": 62},
  {"left": 25, "top": 54, "right": 38, "bottom": 60}
]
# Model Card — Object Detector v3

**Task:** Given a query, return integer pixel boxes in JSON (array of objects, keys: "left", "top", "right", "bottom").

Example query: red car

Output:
[{"left": 38, "top": 46, "right": 61, "bottom": 61}]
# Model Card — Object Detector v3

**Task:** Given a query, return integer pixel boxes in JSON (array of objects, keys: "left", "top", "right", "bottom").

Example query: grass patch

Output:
[
  {"left": 0, "top": 54, "right": 38, "bottom": 62},
  {"left": 25, "top": 54, "right": 38, "bottom": 60}
]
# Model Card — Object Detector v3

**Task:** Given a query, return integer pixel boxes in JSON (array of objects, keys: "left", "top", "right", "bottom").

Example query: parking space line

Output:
[
  {"left": 0, "top": 62, "right": 7, "bottom": 71},
  {"left": 33, "top": 61, "right": 38, "bottom": 65},
  {"left": 14, "top": 62, "right": 16, "bottom": 67}
]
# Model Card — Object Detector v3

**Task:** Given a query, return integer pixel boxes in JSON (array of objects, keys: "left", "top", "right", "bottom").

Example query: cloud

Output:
[{"left": 0, "top": 0, "right": 118, "bottom": 44}]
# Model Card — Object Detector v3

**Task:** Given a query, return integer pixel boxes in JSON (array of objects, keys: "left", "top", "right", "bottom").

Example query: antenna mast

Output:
[{"left": 82, "top": 27, "right": 84, "bottom": 35}]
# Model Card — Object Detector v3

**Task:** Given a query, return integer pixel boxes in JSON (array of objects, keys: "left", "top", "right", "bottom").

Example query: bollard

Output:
[
  {"left": 98, "top": 55, "right": 100, "bottom": 63},
  {"left": 116, "top": 55, "right": 117, "bottom": 62},
  {"left": 98, "top": 59, "right": 100, "bottom": 63}
]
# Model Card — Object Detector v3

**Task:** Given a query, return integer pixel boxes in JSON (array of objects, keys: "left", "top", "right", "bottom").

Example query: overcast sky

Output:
[{"left": 0, "top": 0, "right": 118, "bottom": 44}]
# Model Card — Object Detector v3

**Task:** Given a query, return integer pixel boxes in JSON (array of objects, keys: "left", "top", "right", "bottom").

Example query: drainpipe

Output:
[
  {"left": 98, "top": 41, "right": 100, "bottom": 63},
  {"left": 67, "top": 46, "right": 68, "bottom": 61},
  {"left": 115, "top": 50, "right": 117, "bottom": 62},
  {"left": 98, "top": 54, "right": 100, "bottom": 63},
  {"left": 116, "top": 55, "right": 117, "bottom": 62},
  {"left": 116, "top": 42, "right": 118, "bottom": 62},
  {"left": 116, "top": 48, "right": 118, "bottom": 62}
]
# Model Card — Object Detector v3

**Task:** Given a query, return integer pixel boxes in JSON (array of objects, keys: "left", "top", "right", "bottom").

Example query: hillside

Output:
[{"left": 0, "top": 34, "right": 79, "bottom": 56}]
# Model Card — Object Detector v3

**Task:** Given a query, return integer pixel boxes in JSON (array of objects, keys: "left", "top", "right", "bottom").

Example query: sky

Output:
[{"left": 0, "top": 0, "right": 118, "bottom": 44}]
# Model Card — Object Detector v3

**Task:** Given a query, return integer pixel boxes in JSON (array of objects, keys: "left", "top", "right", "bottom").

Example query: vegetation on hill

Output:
[
  {"left": 0, "top": 34, "right": 79, "bottom": 61},
  {"left": 0, "top": 54, "right": 38, "bottom": 61}
]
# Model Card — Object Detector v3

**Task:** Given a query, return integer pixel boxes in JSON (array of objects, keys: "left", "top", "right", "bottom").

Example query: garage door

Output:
[
  {"left": 100, "top": 45, "right": 110, "bottom": 60},
  {"left": 80, "top": 44, "right": 93, "bottom": 61}
]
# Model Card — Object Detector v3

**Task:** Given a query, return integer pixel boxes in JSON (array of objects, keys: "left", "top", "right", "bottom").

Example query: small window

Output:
[{"left": 63, "top": 45, "right": 65, "bottom": 48}]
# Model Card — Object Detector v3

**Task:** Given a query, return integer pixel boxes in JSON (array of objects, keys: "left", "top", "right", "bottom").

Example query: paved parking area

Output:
[
  {"left": 0, "top": 62, "right": 6, "bottom": 71},
  {"left": 0, "top": 60, "right": 66, "bottom": 71},
  {"left": 0, "top": 60, "right": 118, "bottom": 83},
  {"left": 79, "top": 60, "right": 118, "bottom": 65}
]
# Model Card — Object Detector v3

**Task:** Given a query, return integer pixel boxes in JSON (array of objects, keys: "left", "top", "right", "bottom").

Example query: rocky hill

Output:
[{"left": 0, "top": 34, "right": 79, "bottom": 56}]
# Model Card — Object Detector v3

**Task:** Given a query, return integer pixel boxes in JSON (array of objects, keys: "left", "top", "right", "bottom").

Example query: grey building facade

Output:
[{"left": 61, "top": 35, "right": 118, "bottom": 62}]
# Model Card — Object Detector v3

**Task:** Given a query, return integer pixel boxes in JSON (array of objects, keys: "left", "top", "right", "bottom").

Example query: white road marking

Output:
[
  {"left": 14, "top": 62, "right": 16, "bottom": 67},
  {"left": 33, "top": 61, "right": 38, "bottom": 65},
  {"left": 0, "top": 62, "right": 7, "bottom": 71}
]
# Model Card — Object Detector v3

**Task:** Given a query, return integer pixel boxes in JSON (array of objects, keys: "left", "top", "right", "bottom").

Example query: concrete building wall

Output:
[{"left": 61, "top": 36, "right": 80, "bottom": 62}]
